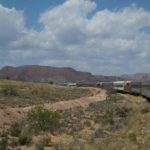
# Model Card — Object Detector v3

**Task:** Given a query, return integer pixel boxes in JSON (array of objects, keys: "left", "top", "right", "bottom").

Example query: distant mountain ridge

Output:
[
  {"left": 0, "top": 65, "right": 149, "bottom": 83},
  {"left": 0, "top": 65, "right": 122, "bottom": 83},
  {"left": 0, "top": 65, "right": 95, "bottom": 82},
  {"left": 120, "top": 73, "right": 150, "bottom": 81}
]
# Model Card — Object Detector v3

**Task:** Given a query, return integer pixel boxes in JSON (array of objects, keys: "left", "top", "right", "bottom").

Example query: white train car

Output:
[
  {"left": 113, "top": 81, "right": 132, "bottom": 92},
  {"left": 113, "top": 81, "right": 124, "bottom": 91},
  {"left": 130, "top": 82, "right": 142, "bottom": 95},
  {"left": 141, "top": 81, "right": 150, "bottom": 99}
]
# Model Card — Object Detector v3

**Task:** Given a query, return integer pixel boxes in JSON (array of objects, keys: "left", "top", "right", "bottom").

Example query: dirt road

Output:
[
  {"left": 0, "top": 88, "right": 106, "bottom": 125},
  {"left": 44, "top": 88, "right": 106, "bottom": 110}
]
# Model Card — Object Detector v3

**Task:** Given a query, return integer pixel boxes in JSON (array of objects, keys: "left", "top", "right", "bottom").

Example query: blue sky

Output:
[
  {"left": 0, "top": 0, "right": 150, "bottom": 75},
  {"left": 1, "top": 0, "right": 150, "bottom": 29}
]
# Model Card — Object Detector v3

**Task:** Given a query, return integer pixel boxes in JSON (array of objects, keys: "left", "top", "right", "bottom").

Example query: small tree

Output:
[{"left": 27, "top": 106, "right": 61, "bottom": 133}]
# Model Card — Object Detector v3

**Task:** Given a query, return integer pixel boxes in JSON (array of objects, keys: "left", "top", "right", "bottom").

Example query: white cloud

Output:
[
  {"left": 0, "top": 5, "right": 25, "bottom": 47},
  {"left": 0, "top": 0, "right": 150, "bottom": 74}
]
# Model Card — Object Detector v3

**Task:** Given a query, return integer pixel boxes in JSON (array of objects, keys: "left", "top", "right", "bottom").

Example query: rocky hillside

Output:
[
  {"left": 0, "top": 65, "right": 96, "bottom": 83},
  {"left": 1, "top": 65, "right": 149, "bottom": 83}
]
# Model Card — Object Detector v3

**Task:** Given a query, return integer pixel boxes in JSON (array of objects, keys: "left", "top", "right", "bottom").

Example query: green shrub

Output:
[
  {"left": 115, "top": 106, "right": 132, "bottom": 117},
  {"left": 27, "top": 106, "right": 61, "bottom": 132},
  {"left": 10, "top": 122, "right": 21, "bottom": 137},
  {"left": 0, "top": 132, "right": 8, "bottom": 150},
  {"left": 35, "top": 142, "right": 45, "bottom": 150},
  {"left": 110, "top": 94, "right": 118, "bottom": 102},
  {"left": 106, "top": 90, "right": 116, "bottom": 100},
  {"left": 34, "top": 136, "right": 51, "bottom": 150},
  {"left": 0, "top": 137, "right": 8, "bottom": 150},
  {"left": 141, "top": 107, "right": 149, "bottom": 113},
  {"left": 18, "top": 133, "right": 32, "bottom": 145},
  {"left": 102, "top": 111, "right": 114, "bottom": 125},
  {"left": 128, "top": 131, "right": 137, "bottom": 141},
  {"left": 48, "top": 81, "right": 54, "bottom": 85},
  {"left": 92, "top": 128, "right": 105, "bottom": 139},
  {"left": 0, "top": 84, "right": 18, "bottom": 96},
  {"left": 84, "top": 120, "right": 91, "bottom": 127}
]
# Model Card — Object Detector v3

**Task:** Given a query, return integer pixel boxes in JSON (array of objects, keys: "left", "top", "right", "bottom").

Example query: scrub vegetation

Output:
[
  {"left": 0, "top": 79, "right": 149, "bottom": 150},
  {"left": 0, "top": 79, "right": 90, "bottom": 107}
]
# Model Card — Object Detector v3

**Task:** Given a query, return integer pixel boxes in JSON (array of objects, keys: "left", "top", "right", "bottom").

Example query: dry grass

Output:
[
  {"left": 0, "top": 79, "right": 91, "bottom": 107},
  {"left": 0, "top": 81, "right": 149, "bottom": 150},
  {"left": 42, "top": 94, "right": 149, "bottom": 150},
  {"left": 26, "top": 94, "right": 149, "bottom": 150}
]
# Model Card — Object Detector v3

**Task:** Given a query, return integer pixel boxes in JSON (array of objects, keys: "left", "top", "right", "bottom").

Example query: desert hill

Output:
[
  {"left": 0, "top": 65, "right": 96, "bottom": 83},
  {"left": 0, "top": 65, "right": 149, "bottom": 82}
]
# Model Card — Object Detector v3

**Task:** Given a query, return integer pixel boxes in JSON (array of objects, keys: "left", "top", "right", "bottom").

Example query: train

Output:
[{"left": 96, "top": 81, "right": 150, "bottom": 100}]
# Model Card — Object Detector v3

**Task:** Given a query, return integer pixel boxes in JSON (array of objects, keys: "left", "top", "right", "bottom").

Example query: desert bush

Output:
[
  {"left": 141, "top": 107, "right": 149, "bottom": 113},
  {"left": 0, "top": 131, "right": 8, "bottom": 150},
  {"left": 91, "top": 128, "right": 105, "bottom": 139},
  {"left": 34, "top": 135, "right": 51, "bottom": 150},
  {"left": 10, "top": 122, "right": 21, "bottom": 137},
  {"left": 27, "top": 106, "right": 61, "bottom": 133},
  {"left": 18, "top": 133, "right": 32, "bottom": 145},
  {"left": 115, "top": 106, "right": 132, "bottom": 117},
  {"left": 35, "top": 142, "right": 45, "bottom": 150},
  {"left": 109, "top": 94, "right": 118, "bottom": 102},
  {"left": 102, "top": 111, "right": 114, "bottom": 125},
  {"left": 48, "top": 81, "right": 54, "bottom": 85},
  {"left": 128, "top": 131, "right": 137, "bottom": 141},
  {"left": 0, "top": 137, "right": 8, "bottom": 150},
  {"left": 52, "top": 143, "right": 65, "bottom": 150},
  {"left": 84, "top": 120, "right": 91, "bottom": 127},
  {"left": 0, "top": 84, "right": 18, "bottom": 96},
  {"left": 108, "top": 94, "right": 124, "bottom": 102},
  {"left": 106, "top": 89, "right": 116, "bottom": 95},
  {"left": 42, "top": 135, "right": 51, "bottom": 146},
  {"left": 106, "top": 89, "right": 116, "bottom": 100}
]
